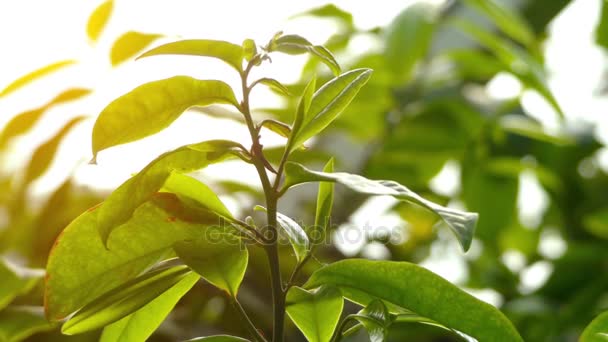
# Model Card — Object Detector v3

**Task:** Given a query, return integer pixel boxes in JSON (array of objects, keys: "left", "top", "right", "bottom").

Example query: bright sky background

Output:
[{"left": 0, "top": 0, "right": 607, "bottom": 307}]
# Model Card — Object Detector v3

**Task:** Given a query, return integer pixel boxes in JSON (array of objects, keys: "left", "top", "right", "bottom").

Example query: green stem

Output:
[
  {"left": 240, "top": 59, "right": 285, "bottom": 342},
  {"left": 232, "top": 298, "right": 268, "bottom": 342}
]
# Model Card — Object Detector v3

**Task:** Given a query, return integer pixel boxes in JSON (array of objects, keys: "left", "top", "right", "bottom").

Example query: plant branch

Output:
[{"left": 231, "top": 297, "right": 268, "bottom": 342}]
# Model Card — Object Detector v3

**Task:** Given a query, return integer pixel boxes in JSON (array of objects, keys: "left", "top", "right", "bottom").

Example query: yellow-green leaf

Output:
[
  {"left": 87, "top": 0, "right": 113, "bottom": 42},
  {"left": 0, "top": 306, "right": 54, "bottom": 342},
  {"left": 581, "top": 311, "right": 608, "bottom": 342},
  {"left": 286, "top": 286, "right": 343, "bottom": 342},
  {"left": 110, "top": 31, "right": 162, "bottom": 66},
  {"left": 137, "top": 39, "right": 244, "bottom": 72},
  {"left": 92, "top": 76, "right": 239, "bottom": 158},
  {"left": 0, "top": 259, "right": 44, "bottom": 311},
  {"left": 313, "top": 158, "right": 334, "bottom": 245},
  {"left": 0, "top": 60, "right": 76, "bottom": 97}
]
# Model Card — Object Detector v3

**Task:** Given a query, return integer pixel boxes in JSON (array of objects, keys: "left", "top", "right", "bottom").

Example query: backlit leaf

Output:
[
  {"left": 87, "top": 0, "right": 113, "bottom": 42},
  {"left": 353, "top": 299, "right": 392, "bottom": 342},
  {"left": 293, "top": 4, "right": 354, "bottom": 30},
  {"left": 285, "top": 286, "right": 343, "bottom": 342},
  {"left": 255, "top": 78, "right": 291, "bottom": 96},
  {"left": 255, "top": 206, "right": 309, "bottom": 261},
  {"left": 581, "top": 311, "right": 608, "bottom": 342},
  {"left": 0, "top": 60, "right": 76, "bottom": 97},
  {"left": 283, "top": 162, "right": 477, "bottom": 251},
  {"left": 0, "top": 306, "right": 54, "bottom": 342},
  {"left": 92, "top": 76, "right": 239, "bottom": 158},
  {"left": 44, "top": 193, "right": 218, "bottom": 321},
  {"left": 260, "top": 119, "right": 291, "bottom": 138},
  {"left": 110, "top": 31, "right": 162, "bottom": 66},
  {"left": 313, "top": 158, "right": 334, "bottom": 245},
  {"left": 273, "top": 34, "right": 341, "bottom": 75},
  {"left": 174, "top": 236, "right": 248, "bottom": 297},
  {"left": 137, "top": 39, "right": 244, "bottom": 72},
  {"left": 290, "top": 69, "right": 372, "bottom": 152},
  {"left": 97, "top": 140, "right": 244, "bottom": 245},
  {"left": 0, "top": 259, "right": 44, "bottom": 311},
  {"left": 242, "top": 39, "right": 257, "bottom": 61},
  {"left": 100, "top": 272, "right": 198, "bottom": 342},
  {"left": 305, "top": 259, "right": 523, "bottom": 341},
  {"left": 61, "top": 266, "right": 194, "bottom": 335}
]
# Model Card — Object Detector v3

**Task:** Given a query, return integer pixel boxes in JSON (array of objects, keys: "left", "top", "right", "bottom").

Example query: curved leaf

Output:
[
  {"left": 110, "top": 31, "right": 162, "bottom": 66},
  {"left": 305, "top": 259, "right": 523, "bottom": 341},
  {"left": 313, "top": 158, "right": 334, "bottom": 244},
  {"left": 96, "top": 140, "right": 243, "bottom": 245},
  {"left": 100, "top": 271, "right": 198, "bottom": 342},
  {"left": 87, "top": 0, "right": 113, "bottom": 42},
  {"left": 242, "top": 39, "right": 257, "bottom": 62},
  {"left": 581, "top": 311, "right": 608, "bottom": 342},
  {"left": 353, "top": 300, "right": 392, "bottom": 342},
  {"left": 174, "top": 236, "right": 248, "bottom": 297},
  {"left": 187, "top": 336, "right": 250, "bottom": 342},
  {"left": 291, "top": 69, "right": 372, "bottom": 152},
  {"left": 255, "top": 206, "right": 309, "bottom": 261},
  {"left": 0, "top": 259, "right": 44, "bottom": 311},
  {"left": 290, "top": 75, "right": 317, "bottom": 142},
  {"left": 137, "top": 39, "right": 244, "bottom": 72},
  {"left": 92, "top": 76, "right": 239, "bottom": 158},
  {"left": 23, "top": 116, "right": 86, "bottom": 185},
  {"left": 283, "top": 162, "right": 477, "bottom": 251},
  {"left": 255, "top": 78, "right": 291, "bottom": 96},
  {"left": 292, "top": 4, "right": 354, "bottom": 30},
  {"left": 44, "top": 193, "right": 218, "bottom": 321},
  {"left": 273, "top": 34, "right": 340, "bottom": 76},
  {"left": 286, "top": 286, "right": 343, "bottom": 342},
  {"left": 0, "top": 60, "right": 76, "bottom": 97},
  {"left": 61, "top": 266, "right": 194, "bottom": 335},
  {"left": 260, "top": 119, "right": 292, "bottom": 138},
  {"left": 384, "top": 2, "right": 439, "bottom": 82},
  {"left": 0, "top": 306, "right": 54, "bottom": 342}
]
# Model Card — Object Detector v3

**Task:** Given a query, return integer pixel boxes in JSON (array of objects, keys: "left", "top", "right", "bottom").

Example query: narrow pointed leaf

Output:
[
  {"left": 0, "top": 259, "right": 44, "bottom": 311},
  {"left": 0, "top": 60, "right": 76, "bottom": 97},
  {"left": 283, "top": 162, "right": 477, "bottom": 251},
  {"left": 313, "top": 158, "right": 334, "bottom": 245},
  {"left": 137, "top": 39, "right": 244, "bottom": 72},
  {"left": 305, "top": 259, "right": 523, "bottom": 341},
  {"left": 97, "top": 140, "right": 243, "bottom": 245},
  {"left": 45, "top": 193, "right": 218, "bottom": 321},
  {"left": 291, "top": 75, "right": 316, "bottom": 136},
  {"left": 256, "top": 78, "right": 291, "bottom": 96},
  {"left": 597, "top": 1, "right": 608, "bottom": 50},
  {"left": 110, "top": 31, "right": 162, "bottom": 66},
  {"left": 23, "top": 117, "right": 86, "bottom": 185},
  {"left": 291, "top": 69, "right": 372, "bottom": 152},
  {"left": 87, "top": 0, "right": 113, "bottom": 42},
  {"left": 92, "top": 76, "right": 238, "bottom": 157},
  {"left": 581, "top": 311, "right": 608, "bottom": 342},
  {"left": 286, "top": 286, "right": 343, "bottom": 342},
  {"left": 174, "top": 237, "right": 248, "bottom": 297},
  {"left": 353, "top": 300, "right": 392, "bottom": 342},
  {"left": 163, "top": 172, "right": 234, "bottom": 220},
  {"left": 61, "top": 266, "right": 193, "bottom": 335},
  {"left": 187, "top": 336, "right": 250, "bottom": 342},
  {"left": 99, "top": 272, "right": 198, "bottom": 342},
  {"left": 255, "top": 206, "right": 309, "bottom": 261},
  {"left": 260, "top": 119, "right": 292, "bottom": 138},
  {"left": 0, "top": 306, "right": 54, "bottom": 342}
]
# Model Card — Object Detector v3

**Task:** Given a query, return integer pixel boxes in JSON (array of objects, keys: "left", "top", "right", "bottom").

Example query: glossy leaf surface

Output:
[
  {"left": 98, "top": 271, "right": 198, "bottom": 342},
  {"left": 353, "top": 300, "right": 392, "bottom": 342},
  {"left": 305, "top": 259, "right": 523, "bottom": 341},
  {"left": 286, "top": 286, "right": 343, "bottom": 342},
  {"left": 110, "top": 31, "right": 162, "bottom": 66},
  {"left": 255, "top": 206, "right": 309, "bottom": 261},
  {"left": 61, "top": 266, "right": 194, "bottom": 335},
  {"left": 284, "top": 162, "right": 477, "bottom": 251},
  {"left": 92, "top": 76, "right": 239, "bottom": 158},
  {"left": 138, "top": 39, "right": 244, "bottom": 72}
]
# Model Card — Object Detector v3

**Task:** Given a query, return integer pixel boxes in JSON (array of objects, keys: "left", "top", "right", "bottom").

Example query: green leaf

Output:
[
  {"left": 596, "top": 1, "right": 608, "bottom": 50},
  {"left": 255, "top": 206, "right": 309, "bottom": 262},
  {"left": 291, "top": 75, "right": 317, "bottom": 138},
  {"left": 242, "top": 39, "right": 257, "bottom": 62},
  {"left": 290, "top": 69, "right": 372, "bottom": 152},
  {"left": 255, "top": 78, "right": 291, "bottom": 96},
  {"left": 286, "top": 286, "right": 343, "bottom": 342},
  {"left": 87, "top": 0, "right": 113, "bottom": 42},
  {"left": 0, "top": 259, "right": 44, "bottom": 311},
  {"left": 99, "top": 271, "right": 198, "bottom": 342},
  {"left": 260, "top": 119, "right": 292, "bottom": 138},
  {"left": 283, "top": 162, "right": 477, "bottom": 251},
  {"left": 305, "top": 259, "right": 523, "bottom": 341},
  {"left": 353, "top": 299, "right": 392, "bottom": 342},
  {"left": 96, "top": 140, "right": 243, "bottom": 245},
  {"left": 384, "top": 2, "right": 439, "bottom": 82},
  {"left": 292, "top": 4, "right": 354, "bottom": 30},
  {"left": 581, "top": 311, "right": 608, "bottom": 342},
  {"left": 44, "top": 193, "right": 218, "bottom": 321},
  {"left": 499, "top": 115, "right": 574, "bottom": 145},
  {"left": 313, "top": 158, "right": 334, "bottom": 245},
  {"left": 23, "top": 117, "right": 86, "bottom": 185},
  {"left": 110, "top": 31, "right": 162, "bottom": 66},
  {"left": 174, "top": 237, "right": 248, "bottom": 297},
  {"left": 92, "top": 76, "right": 239, "bottom": 158},
  {"left": 0, "top": 306, "right": 54, "bottom": 342},
  {"left": 0, "top": 88, "right": 91, "bottom": 150},
  {"left": 584, "top": 209, "right": 608, "bottom": 240},
  {"left": 187, "top": 336, "right": 250, "bottom": 342},
  {"left": 0, "top": 60, "right": 76, "bottom": 97},
  {"left": 162, "top": 172, "right": 234, "bottom": 220},
  {"left": 463, "top": 0, "right": 535, "bottom": 48},
  {"left": 61, "top": 266, "right": 194, "bottom": 335},
  {"left": 137, "top": 39, "right": 244, "bottom": 72},
  {"left": 273, "top": 34, "right": 341, "bottom": 76}
]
